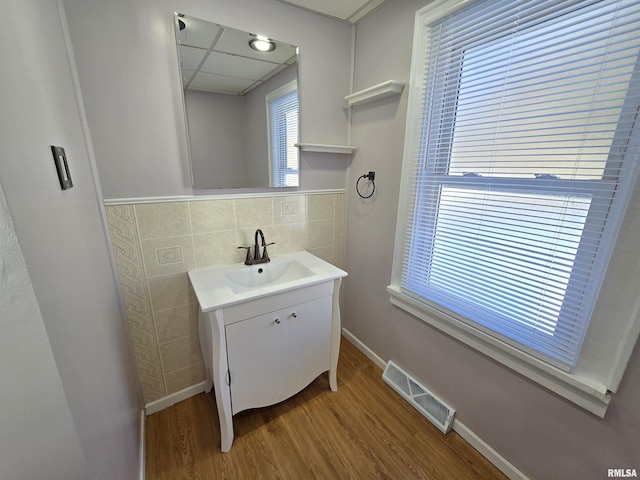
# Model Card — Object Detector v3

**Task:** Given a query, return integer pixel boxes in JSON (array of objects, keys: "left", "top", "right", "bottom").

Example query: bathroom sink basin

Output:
[
  {"left": 224, "top": 259, "right": 313, "bottom": 293},
  {"left": 188, "top": 251, "right": 347, "bottom": 312}
]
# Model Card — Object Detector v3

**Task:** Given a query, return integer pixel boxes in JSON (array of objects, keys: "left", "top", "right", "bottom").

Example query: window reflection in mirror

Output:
[
  {"left": 175, "top": 14, "right": 300, "bottom": 188},
  {"left": 267, "top": 80, "right": 299, "bottom": 187}
]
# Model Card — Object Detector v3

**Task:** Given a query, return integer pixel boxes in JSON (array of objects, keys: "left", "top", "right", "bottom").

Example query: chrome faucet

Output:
[{"left": 238, "top": 229, "right": 274, "bottom": 265}]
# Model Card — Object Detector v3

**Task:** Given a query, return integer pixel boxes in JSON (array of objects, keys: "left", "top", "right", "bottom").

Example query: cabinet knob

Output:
[
  {"left": 274, "top": 318, "right": 281, "bottom": 324},
  {"left": 291, "top": 312, "right": 297, "bottom": 318}
]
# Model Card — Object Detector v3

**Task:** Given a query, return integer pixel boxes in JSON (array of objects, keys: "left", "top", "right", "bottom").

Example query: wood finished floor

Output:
[{"left": 145, "top": 337, "right": 507, "bottom": 480}]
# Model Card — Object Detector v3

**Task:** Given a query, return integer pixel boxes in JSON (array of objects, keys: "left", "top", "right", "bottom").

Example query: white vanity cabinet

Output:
[{"left": 193, "top": 262, "right": 345, "bottom": 453}]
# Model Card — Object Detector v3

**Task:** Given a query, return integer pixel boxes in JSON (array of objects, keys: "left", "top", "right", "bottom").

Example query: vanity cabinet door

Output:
[
  {"left": 285, "top": 295, "right": 333, "bottom": 397},
  {"left": 226, "top": 311, "right": 286, "bottom": 415},
  {"left": 225, "top": 295, "right": 334, "bottom": 415}
]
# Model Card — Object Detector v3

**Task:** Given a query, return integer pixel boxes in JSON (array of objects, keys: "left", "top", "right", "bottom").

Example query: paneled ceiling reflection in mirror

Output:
[{"left": 176, "top": 14, "right": 300, "bottom": 189}]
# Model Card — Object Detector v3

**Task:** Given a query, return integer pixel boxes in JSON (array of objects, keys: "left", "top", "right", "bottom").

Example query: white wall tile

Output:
[
  {"left": 190, "top": 199, "right": 236, "bottom": 233},
  {"left": 234, "top": 197, "right": 274, "bottom": 229},
  {"left": 193, "top": 230, "right": 241, "bottom": 268},
  {"left": 307, "top": 194, "right": 335, "bottom": 221},
  {"left": 135, "top": 202, "right": 191, "bottom": 239},
  {"left": 147, "top": 272, "right": 196, "bottom": 312},
  {"left": 140, "top": 235, "right": 196, "bottom": 277}
]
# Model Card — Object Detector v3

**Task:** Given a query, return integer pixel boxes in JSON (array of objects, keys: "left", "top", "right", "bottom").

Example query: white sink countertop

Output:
[{"left": 188, "top": 251, "right": 347, "bottom": 312}]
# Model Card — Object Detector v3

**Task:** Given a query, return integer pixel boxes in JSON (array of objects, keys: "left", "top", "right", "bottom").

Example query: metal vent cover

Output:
[{"left": 382, "top": 361, "right": 455, "bottom": 434}]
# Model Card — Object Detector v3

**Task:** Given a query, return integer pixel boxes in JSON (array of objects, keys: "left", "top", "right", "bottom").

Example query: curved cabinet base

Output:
[{"left": 198, "top": 279, "right": 343, "bottom": 452}]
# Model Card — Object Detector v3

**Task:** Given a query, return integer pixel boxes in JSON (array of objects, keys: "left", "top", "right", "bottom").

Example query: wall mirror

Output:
[{"left": 175, "top": 14, "right": 300, "bottom": 189}]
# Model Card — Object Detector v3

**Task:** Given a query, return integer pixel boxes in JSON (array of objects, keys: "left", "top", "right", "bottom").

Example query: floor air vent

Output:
[{"left": 382, "top": 361, "right": 455, "bottom": 434}]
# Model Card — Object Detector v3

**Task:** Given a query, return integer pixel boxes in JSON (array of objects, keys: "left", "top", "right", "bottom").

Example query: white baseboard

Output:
[
  {"left": 144, "top": 381, "right": 206, "bottom": 416},
  {"left": 341, "top": 328, "right": 528, "bottom": 480},
  {"left": 452, "top": 420, "right": 528, "bottom": 480},
  {"left": 139, "top": 409, "right": 145, "bottom": 480},
  {"left": 341, "top": 328, "right": 386, "bottom": 369}
]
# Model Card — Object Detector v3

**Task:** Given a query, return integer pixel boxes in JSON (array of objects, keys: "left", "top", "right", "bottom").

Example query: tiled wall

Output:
[{"left": 105, "top": 192, "right": 345, "bottom": 404}]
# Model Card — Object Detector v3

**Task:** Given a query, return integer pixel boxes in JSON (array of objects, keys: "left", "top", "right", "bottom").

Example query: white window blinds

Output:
[
  {"left": 401, "top": 0, "right": 640, "bottom": 370},
  {"left": 268, "top": 82, "right": 299, "bottom": 187}
]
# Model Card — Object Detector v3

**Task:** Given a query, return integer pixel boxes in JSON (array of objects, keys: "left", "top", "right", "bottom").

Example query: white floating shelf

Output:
[
  {"left": 295, "top": 143, "right": 357, "bottom": 154},
  {"left": 345, "top": 80, "right": 404, "bottom": 107}
]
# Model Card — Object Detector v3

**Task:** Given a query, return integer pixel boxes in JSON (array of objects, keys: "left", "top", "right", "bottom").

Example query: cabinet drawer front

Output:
[{"left": 223, "top": 281, "right": 334, "bottom": 325}]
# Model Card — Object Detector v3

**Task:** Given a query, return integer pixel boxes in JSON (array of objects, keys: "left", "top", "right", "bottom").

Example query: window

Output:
[
  {"left": 267, "top": 80, "right": 299, "bottom": 187},
  {"left": 390, "top": 0, "right": 640, "bottom": 414}
]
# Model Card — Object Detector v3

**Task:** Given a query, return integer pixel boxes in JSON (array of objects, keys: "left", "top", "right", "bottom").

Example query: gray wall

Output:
[
  {"left": 63, "top": 0, "right": 352, "bottom": 198},
  {"left": 0, "top": 0, "right": 141, "bottom": 478},
  {"left": 244, "top": 64, "right": 299, "bottom": 188},
  {"left": 186, "top": 90, "right": 247, "bottom": 188},
  {"left": 343, "top": 1, "right": 640, "bottom": 479}
]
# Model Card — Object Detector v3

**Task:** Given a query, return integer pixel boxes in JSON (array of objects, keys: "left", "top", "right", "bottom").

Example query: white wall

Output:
[
  {"left": 344, "top": 1, "right": 640, "bottom": 479},
  {"left": 0, "top": 183, "right": 87, "bottom": 480},
  {"left": 0, "top": 1, "right": 142, "bottom": 478},
  {"left": 63, "top": 0, "right": 352, "bottom": 198}
]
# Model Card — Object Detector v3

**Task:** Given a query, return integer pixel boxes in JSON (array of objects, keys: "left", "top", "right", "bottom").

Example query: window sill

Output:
[{"left": 387, "top": 285, "right": 611, "bottom": 417}]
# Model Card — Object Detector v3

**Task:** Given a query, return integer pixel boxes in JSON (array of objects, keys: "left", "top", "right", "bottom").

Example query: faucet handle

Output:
[
  {"left": 262, "top": 242, "right": 275, "bottom": 262},
  {"left": 237, "top": 246, "right": 252, "bottom": 265}
]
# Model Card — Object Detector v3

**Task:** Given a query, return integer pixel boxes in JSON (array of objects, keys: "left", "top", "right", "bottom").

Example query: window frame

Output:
[{"left": 389, "top": 0, "right": 640, "bottom": 416}]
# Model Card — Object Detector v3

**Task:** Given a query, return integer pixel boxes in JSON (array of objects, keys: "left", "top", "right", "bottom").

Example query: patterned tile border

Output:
[{"left": 105, "top": 204, "right": 166, "bottom": 403}]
